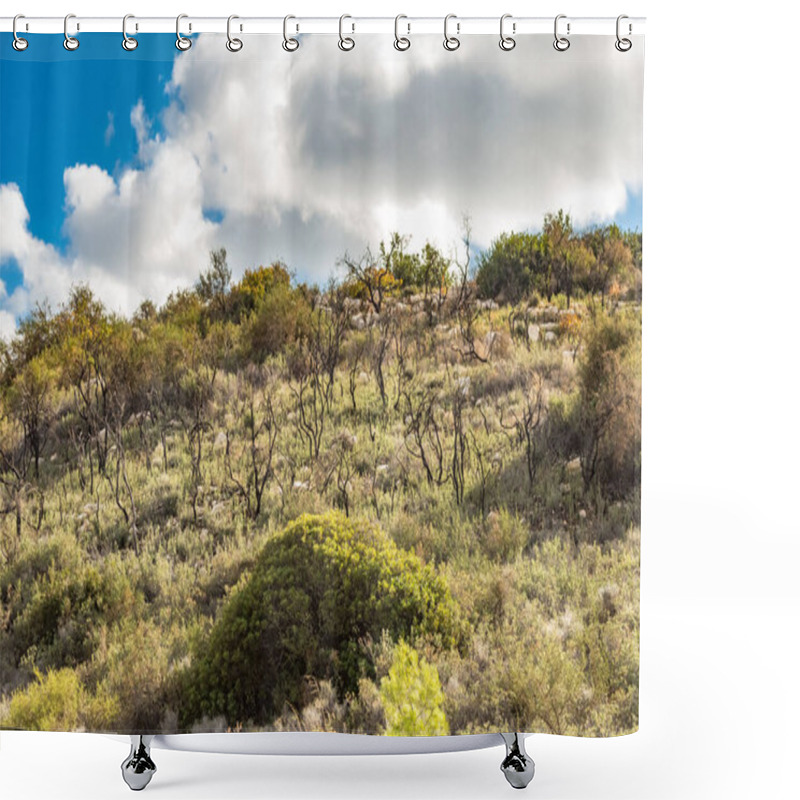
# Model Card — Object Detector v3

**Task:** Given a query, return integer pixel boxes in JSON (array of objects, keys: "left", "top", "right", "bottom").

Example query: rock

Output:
[
  {"left": 578, "top": 509, "right": 587, "bottom": 519},
  {"left": 566, "top": 457, "right": 582, "bottom": 474},
  {"left": 351, "top": 314, "right": 366, "bottom": 331},
  {"left": 293, "top": 480, "right": 309, "bottom": 491},
  {"left": 544, "top": 331, "right": 557, "bottom": 343},
  {"left": 527, "top": 324, "right": 540, "bottom": 342},
  {"left": 213, "top": 431, "right": 228, "bottom": 451}
]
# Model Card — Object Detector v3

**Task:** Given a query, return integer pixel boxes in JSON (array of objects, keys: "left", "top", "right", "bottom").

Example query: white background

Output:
[{"left": 2, "top": 1, "right": 799, "bottom": 798}]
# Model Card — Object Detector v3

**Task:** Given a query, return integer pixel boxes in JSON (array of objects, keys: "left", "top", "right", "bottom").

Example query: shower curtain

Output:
[{"left": 0, "top": 24, "right": 643, "bottom": 738}]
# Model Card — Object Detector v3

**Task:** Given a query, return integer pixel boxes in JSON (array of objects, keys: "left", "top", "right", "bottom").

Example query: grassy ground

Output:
[{"left": 0, "top": 294, "right": 640, "bottom": 736}]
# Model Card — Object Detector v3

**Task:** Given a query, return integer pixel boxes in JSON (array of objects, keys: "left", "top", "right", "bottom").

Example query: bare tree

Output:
[
  {"left": 451, "top": 217, "right": 490, "bottom": 364},
  {"left": 500, "top": 368, "right": 549, "bottom": 488},
  {"left": 0, "top": 411, "right": 34, "bottom": 545},
  {"left": 339, "top": 248, "right": 393, "bottom": 314},
  {"left": 400, "top": 384, "right": 447, "bottom": 487},
  {"left": 451, "top": 385, "right": 469, "bottom": 505},
  {"left": 225, "top": 367, "right": 279, "bottom": 520},
  {"left": 104, "top": 396, "right": 141, "bottom": 556}
]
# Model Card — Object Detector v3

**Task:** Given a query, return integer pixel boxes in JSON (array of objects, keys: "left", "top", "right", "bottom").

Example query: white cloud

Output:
[
  {"left": 0, "top": 33, "right": 643, "bottom": 330},
  {"left": 104, "top": 111, "right": 115, "bottom": 146},
  {"left": 0, "top": 310, "right": 16, "bottom": 342}
]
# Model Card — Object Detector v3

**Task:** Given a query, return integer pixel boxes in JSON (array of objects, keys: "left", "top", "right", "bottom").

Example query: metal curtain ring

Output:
[
  {"left": 176, "top": 14, "right": 192, "bottom": 50},
  {"left": 615, "top": 14, "right": 632, "bottom": 51},
  {"left": 12, "top": 14, "right": 29, "bottom": 51},
  {"left": 553, "top": 14, "right": 570, "bottom": 51},
  {"left": 226, "top": 14, "right": 243, "bottom": 52},
  {"left": 499, "top": 14, "right": 515, "bottom": 51},
  {"left": 63, "top": 13, "right": 79, "bottom": 50},
  {"left": 443, "top": 14, "right": 460, "bottom": 51},
  {"left": 338, "top": 14, "right": 355, "bottom": 51},
  {"left": 122, "top": 14, "right": 138, "bottom": 51},
  {"left": 283, "top": 15, "right": 299, "bottom": 51},
  {"left": 394, "top": 14, "right": 410, "bottom": 51}
]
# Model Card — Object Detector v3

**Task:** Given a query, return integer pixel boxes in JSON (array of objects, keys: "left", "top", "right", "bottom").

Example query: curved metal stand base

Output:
[
  {"left": 500, "top": 733, "right": 535, "bottom": 790},
  {"left": 121, "top": 735, "right": 157, "bottom": 791}
]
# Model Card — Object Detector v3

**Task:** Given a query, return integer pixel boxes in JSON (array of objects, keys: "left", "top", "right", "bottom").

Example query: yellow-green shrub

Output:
[
  {"left": 380, "top": 642, "right": 449, "bottom": 736},
  {"left": 178, "top": 512, "right": 460, "bottom": 729}
]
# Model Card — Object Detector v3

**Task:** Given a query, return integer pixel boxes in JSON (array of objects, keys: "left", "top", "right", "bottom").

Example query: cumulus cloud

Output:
[{"left": 0, "top": 33, "right": 642, "bottom": 328}]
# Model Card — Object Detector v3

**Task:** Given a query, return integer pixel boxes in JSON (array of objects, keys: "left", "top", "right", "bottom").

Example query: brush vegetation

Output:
[{"left": 0, "top": 214, "right": 641, "bottom": 736}]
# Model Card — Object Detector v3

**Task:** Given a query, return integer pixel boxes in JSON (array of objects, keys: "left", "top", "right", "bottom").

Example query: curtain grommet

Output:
[
  {"left": 553, "top": 14, "right": 570, "bottom": 52},
  {"left": 499, "top": 14, "right": 516, "bottom": 51},
  {"left": 615, "top": 15, "right": 632, "bottom": 52},
  {"left": 226, "top": 14, "right": 243, "bottom": 52},
  {"left": 394, "top": 14, "right": 410, "bottom": 51},
  {"left": 63, "top": 13, "right": 79, "bottom": 51},
  {"left": 338, "top": 14, "right": 355, "bottom": 51},
  {"left": 176, "top": 14, "right": 192, "bottom": 51},
  {"left": 122, "top": 14, "right": 138, "bottom": 51},
  {"left": 444, "top": 14, "right": 460, "bottom": 51},
  {"left": 283, "top": 15, "right": 299, "bottom": 52},
  {"left": 12, "top": 14, "right": 29, "bottom": 51}
]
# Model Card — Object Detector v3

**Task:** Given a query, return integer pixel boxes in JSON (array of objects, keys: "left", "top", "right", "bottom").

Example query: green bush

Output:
[
  {"left": 576, "top": 308, "right": 641, "bottom": 496},
  {"left": 380, "top": 641, "right": 449, "bottom": 736},
  {"left": 1, "top": 667, "right": 118, "bottom": 731},
  {"left": 0, "top": 535, "right": 136, "bottom": 670},
  {"left": 179, "top": 512, "right": 460, "bottom": 729}
]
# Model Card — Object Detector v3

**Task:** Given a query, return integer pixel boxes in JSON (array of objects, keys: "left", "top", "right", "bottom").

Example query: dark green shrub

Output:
[
  {"left": 0, "top": 535, "right": 136, "bottom": 670},
  {"left": 178, "top": 512, "right": 459, "bottom": 729}
]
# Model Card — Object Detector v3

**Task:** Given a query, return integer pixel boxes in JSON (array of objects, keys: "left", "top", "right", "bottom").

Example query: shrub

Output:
[
  {"left": 179, "top": 512, "right": 460, "bottom": 729},
  {"left": 380, "top": 641, "right": 449, "bottom": 736},
  {"left": 0, "top": 667, "right": 118, "bottom": 731},
  {"left": 0, "top": 535, "right": 136, "bottom": 671},
  {"left": 241, "top": 282, "right": 311, "bottom": 362},
  {"left": 576, "top": 308, "right": 641, "bottom": 496},
  {"left": 481, "top": 510, "right": 529, "bottom": 563}
]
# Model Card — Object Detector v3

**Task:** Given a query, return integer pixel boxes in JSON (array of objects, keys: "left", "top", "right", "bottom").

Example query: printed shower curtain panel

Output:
[{"left": 0, "top": 25, "right": 643, "bottom": 743}]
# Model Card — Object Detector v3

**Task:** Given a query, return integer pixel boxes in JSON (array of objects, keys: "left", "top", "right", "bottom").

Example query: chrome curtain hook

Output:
[
  {"left": 615, "top": 14, "right": 632, "bottom": 52},
  {"left": 443, "top": 14, "right": 460, "bottom": 51},
  {"left": 176, "top": 13, "right": 192, "bottom": 50},
  {"left": 394, "top": 14, "right": 410, "bottom": 51},
  {"left": 553, "top": 14, "right": 570, "bottom": 51},
  {"left": 499, "top": 14, "right": 516, "bottom": 51},
  {"left": 122, "top": 14, "right": 138, "bottom": 51},
  {"left": 12, "top": 14, "right": 29, "bottom": 51},
  {"left": 63, "top": 13, "right": 79, "bottom": 50},
  {"left": 338, "top": 14, "right": 355, "bottom": 51},
  {"left": 283, "top": 15, "right": 299, "bottom": 51},
  {"left": 226, "top": 14, "right": 243, "bottom": 52}
]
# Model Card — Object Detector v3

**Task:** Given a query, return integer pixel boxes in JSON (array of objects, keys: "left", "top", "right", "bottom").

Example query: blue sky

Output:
[
  {"left": 1, "top": 34, "right": 175, "bottom": 299},
  {"left": 1, "top": 32, "right": 643, "bottom": 331}
]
